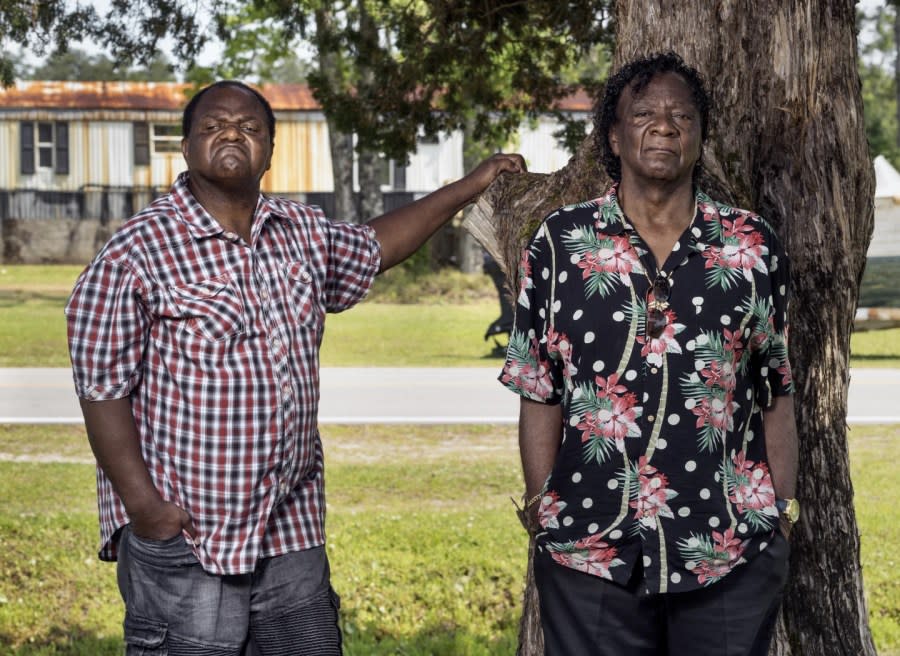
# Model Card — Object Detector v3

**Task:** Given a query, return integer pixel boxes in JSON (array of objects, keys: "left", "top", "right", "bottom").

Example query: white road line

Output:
[
  {"left": 317, "top": 416, "right": 519, "bottom": 424},
  {"left": 0, "top": 417, "right": 84, "bottom": 424},
  {"left": 846, "top": 416, "right": 900, "bottom": 424},
  {"left": 2, "top": 416, "right": 899, "bottom": 425}
]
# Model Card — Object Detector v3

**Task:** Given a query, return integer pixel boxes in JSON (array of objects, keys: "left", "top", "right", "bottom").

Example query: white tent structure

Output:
[
  {"left": 871, "top": 155, "right": 900, "bottom": 257},
  {"left": 856, "top": 156, "right": 900, "bottom": 327}
]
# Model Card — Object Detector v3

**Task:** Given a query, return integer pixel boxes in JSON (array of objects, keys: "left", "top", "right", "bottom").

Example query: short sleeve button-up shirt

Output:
[
  {"left": 500, "top": 184, "right": 792, "bottom": 594},
  {"left": 66, "top": 172, "right": 381, "bottom": 575}
]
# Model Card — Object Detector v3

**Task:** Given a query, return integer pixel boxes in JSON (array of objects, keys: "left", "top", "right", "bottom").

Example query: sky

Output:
[
  {"left": 17, "top": 0, "right": 222, "bottom": 73},
  {"left": 13, "top": 0, "right": 894, "bottom": 75}
]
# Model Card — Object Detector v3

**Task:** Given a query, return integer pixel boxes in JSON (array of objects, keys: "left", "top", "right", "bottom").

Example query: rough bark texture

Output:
[
  {"left": 357, "top": 150, "right": 385, "bottom": 219},
  {"left": 328, "top": 124, "right": 357, "bottom": 222},
  {"left": 467, "top": 2, "right": 877, "bottom": 654},
  {"left": 316, "top": 8, "right": 357, "bottom": 223}
]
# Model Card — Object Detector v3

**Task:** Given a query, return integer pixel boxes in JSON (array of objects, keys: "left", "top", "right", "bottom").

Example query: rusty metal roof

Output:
[
  {"left": 554, "top": 88, "right": 594, "bottom": 112},
  {"left": 0, "top": 80, "right": 591, "bottom": 112},
  {"left": 0, "top": 81, "right": 322, "bottom": 111}
]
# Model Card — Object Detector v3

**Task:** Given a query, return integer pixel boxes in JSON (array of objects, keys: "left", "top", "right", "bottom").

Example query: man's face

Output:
[
  {"left": 608, "top": 71, "right": 702, "bottom": 186},
  {"left": 182, "top": 85, "right": 273, "bottom": 190}
]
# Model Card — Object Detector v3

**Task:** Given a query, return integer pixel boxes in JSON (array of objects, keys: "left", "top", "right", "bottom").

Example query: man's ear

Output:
[
  {"left": 181, "top": 137, "right": 189, "bottom": 163},
  {"left": 608, "top": 126, "right": 620, "bottom": 157}
]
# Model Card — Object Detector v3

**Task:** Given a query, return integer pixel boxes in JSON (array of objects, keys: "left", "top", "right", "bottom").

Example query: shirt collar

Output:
[
  {"left": 170, "top": 171, "right": 275, "bottom": 241},
  {"left": 593, "top": 183, "right": 727, "bottom": 249}
]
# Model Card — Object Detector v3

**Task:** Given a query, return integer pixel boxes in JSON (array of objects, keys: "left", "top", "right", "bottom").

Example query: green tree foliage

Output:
[
  {"left": 314, "top": 0, "right": 614, "bottom": 161},
  {"left": 1, "top": 0, "right": 206, "bottom": 87},
  {"left": 0, "top": 0, "right": 97, "bottom": 86},
  {"left": 209, "top": 0, "right": 614, "bottom": 162},
  {"left": 6, "top": 0, "right": 613, "bottom": 161},
  {"left": 858, "top": 2, "right": 900, "bottom": 166},
  {"left": 25, "top": 48, "right": 176, "bottom": 82},
  {"left": 199, "top": 3, "right": 313, "bottom": 84}
]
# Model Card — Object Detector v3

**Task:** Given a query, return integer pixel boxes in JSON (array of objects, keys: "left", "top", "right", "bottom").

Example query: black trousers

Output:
[{"left": 534, "top": 533, "right": 790, "bottom": 656}]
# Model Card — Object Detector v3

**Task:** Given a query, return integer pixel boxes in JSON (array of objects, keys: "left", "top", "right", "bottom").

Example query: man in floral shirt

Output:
[{"left": 500, "top": 53, "right": 799, "bottom": 655}]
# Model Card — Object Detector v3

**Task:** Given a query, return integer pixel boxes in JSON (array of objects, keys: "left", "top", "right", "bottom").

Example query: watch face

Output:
[{"left": 784, "top": 498, "right": 800, "bottom": 523}]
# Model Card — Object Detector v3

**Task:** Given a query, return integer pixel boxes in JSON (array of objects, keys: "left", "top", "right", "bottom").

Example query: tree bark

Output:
[
  {"left": 315, "top": 8, "right": 357, "bottom": 222},
  {"left": 467, "top": 2, "right": 877, "bottom": 654},
  {"left": 355, "top": 2, "right": 385, "bottom": 221},
  {"left": 357, "top": 149, "right": 384, "bottom": 219},
  {"left": 327, "top": 121, "right": 357, "bottom": 222}
]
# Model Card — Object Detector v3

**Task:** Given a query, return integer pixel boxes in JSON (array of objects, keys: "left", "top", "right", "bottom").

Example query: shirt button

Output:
[
  {"left": 647, "top": 414, "right": 656, "bottom": 423},
  {"left": 650, "top": 367, "right": 659, "bottom": 374},
  {"left": 271, "top": 337, "right": 281, "bottom": 350},
  {"left": 279, "top": 481, "right": 288, "bottom": 494},
  {"left": 260, "top": 288, "right": 269, "bottom": 301},
  {"left": 282, "top": 384, "right": 291, "bottom": 397},
  {"left": 223, "top": 231, "right": 237, "bottom": 241}
]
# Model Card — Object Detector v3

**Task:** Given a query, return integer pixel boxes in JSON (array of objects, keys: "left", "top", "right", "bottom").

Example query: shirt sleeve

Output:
[
  {"left": 498, "top": 221, "right": 564, "bottom": 404},
  {"left": 65, "top": 258, "right": 149, "bottom": 401},
  {"left": 323, "top": 221, "right": 382, "bottom": 313},
  {"left": 752, "top": 225, "right": 793, "bottom": 407}
]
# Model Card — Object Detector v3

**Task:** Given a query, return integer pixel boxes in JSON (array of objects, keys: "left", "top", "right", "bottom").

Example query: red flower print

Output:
[
  {"left": 539, "top": 491, "right": 567, "bottom": 529},
  {"left": 500, "top": 337, "right": 554, "bottom": 399},
  {"left": 630, "top": 456, "right": 678, "bottom": 527},
  {"left": 576, "top": 235, "right": 639, "bottom": 280},
  {"left": 691, "top": 393, "right": 734, "bottom": 432},
  {"left": 712, "top": 527, "right": 747, "bottom": 563},
  {"left": 728, "top": 451, "right": 775, "bottom": 513},
  {"left": 596, "top": 373, "right": 628, "bottom": 399},
  {"left": 700, "top": 360, "right": 736, "bottom": 392},
  {"left": 551, "top": 536, "right": 625, "bottom": 580}
]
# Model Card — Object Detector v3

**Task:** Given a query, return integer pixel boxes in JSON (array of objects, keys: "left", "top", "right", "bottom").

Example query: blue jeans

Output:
[{"left": 116, "top": 526, "right": 342, "bottom": 655}]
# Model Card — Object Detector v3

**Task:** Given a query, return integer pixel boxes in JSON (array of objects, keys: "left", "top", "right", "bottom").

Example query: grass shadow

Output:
[
  {"left": 1, "top": 629, "right": 122, "bottom": 656},
  {"left": 1, "top": 622, "right": 518, "bottom": 656}
]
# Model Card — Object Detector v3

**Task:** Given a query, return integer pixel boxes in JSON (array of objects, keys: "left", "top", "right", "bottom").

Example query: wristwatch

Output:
[{"left": 776, "top": 498, "right": 801, "bottom": 525}]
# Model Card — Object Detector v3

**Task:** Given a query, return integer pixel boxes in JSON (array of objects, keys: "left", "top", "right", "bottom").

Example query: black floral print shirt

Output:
[{"left": 500, "top": 184, "right": 793, "bottom": 594}]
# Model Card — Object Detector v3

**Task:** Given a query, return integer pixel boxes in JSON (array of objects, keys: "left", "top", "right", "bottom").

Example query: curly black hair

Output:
[
  {"left": 594, "top": 52, "right": 710, "bottom": 181},
  {"left": 182, "top": 81, "right": 276, "bottom": 145}
]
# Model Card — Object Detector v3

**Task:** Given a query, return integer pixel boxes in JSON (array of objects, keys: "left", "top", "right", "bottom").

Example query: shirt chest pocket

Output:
[
  {"left": 169, "top": 275, "right": 245, "bottom": 341},
  {"left": 280, "top": 261, "right": 321, "bottom": 327}
]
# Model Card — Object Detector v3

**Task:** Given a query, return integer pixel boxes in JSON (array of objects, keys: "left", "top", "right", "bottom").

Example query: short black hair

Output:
[
  {"left": 182, "top": 80, "right": 276, "bottom": 144},
  {"left": 594, "top": 52, "right": 710, "bottom": 181}
]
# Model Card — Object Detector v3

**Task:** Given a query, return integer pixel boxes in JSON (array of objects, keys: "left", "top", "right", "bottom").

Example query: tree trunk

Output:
[
  {"left": 355, "top": 3, "right": 385, "bottom": 222},
  {"left": 357, "top": 149, "right": 384, "bottom": 219},
  {"left": 327, "top": 121, "right": 357, "bottom": 222},
  {"left": 467, "top": 2, "right": 877, "bottom": 654},
  {"left": 457, "top": 123, "right": 492, "bottom": 274},
  {"left": 315, "top": 8, "right": 357, "bottom": 222}
]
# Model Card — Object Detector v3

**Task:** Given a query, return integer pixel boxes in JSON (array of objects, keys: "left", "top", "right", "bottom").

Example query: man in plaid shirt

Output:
[{"left": 66, "top": 80, "right": 524, "bottom": 655}]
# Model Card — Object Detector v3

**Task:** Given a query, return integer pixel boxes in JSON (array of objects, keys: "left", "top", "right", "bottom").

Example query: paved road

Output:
[{"left": 1, "top": 367, "right": 898, "bottom": 424}]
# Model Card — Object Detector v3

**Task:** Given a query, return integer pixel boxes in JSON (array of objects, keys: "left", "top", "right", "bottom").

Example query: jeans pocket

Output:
[
  {"left": 124, "top": 613, "right": 168, "bottom": 655},
  {"left": 126, "top": 529, "right": 197, "bottom": 568}
]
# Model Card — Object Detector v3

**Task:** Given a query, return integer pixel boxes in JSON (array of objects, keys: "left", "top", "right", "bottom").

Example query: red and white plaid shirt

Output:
[{"left": 66, "top": 172, "right": 381, "bottom": 575}]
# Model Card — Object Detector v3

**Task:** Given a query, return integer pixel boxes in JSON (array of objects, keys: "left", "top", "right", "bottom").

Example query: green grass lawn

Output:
[
  {"left": 0, "top": 423, "right": 897, "bottom": 655},
  {"left": 1, "top": 264, "right": 898, "bottom": 368}
]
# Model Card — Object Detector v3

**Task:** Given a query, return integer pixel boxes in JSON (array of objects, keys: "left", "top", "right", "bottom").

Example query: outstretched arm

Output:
[{"left": 367, "top": 153, "right": 526, "bottom": 272}]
